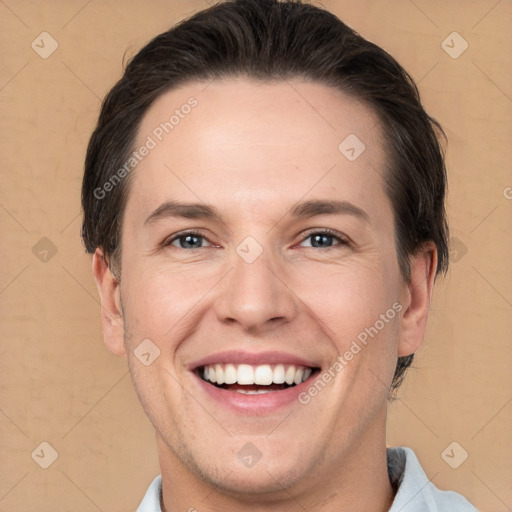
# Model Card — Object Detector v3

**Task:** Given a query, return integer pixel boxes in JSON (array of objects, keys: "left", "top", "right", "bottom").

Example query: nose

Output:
[{"left": 213, "top": 246, "right": 298, "bottom": 333}]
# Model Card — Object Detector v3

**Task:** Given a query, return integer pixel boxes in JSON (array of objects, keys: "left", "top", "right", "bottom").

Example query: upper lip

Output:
[{"left": 189, "top": 350, "right": 321, "bottom": 370}]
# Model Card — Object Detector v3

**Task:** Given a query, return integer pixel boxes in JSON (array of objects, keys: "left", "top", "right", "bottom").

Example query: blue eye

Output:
[
  {"left": 167, "top": 232, "right": 209, "bottom": 249},
  {"left": 299, "top": 230, "right": 348, "bottom": 248}
]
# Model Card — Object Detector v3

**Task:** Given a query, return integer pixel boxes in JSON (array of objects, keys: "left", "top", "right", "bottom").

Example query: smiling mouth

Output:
[{"left": 196, "top": 363, "right": 320, "bottom": 394}]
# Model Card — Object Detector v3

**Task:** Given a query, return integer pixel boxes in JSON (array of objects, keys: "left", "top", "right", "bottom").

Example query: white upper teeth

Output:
[{"left": 202, "top": 363, "right": 313, "bottom": 386}]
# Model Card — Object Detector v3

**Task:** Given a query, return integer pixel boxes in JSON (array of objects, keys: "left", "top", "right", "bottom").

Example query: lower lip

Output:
[{"left": 193, "top": 372, "right": 318, "bottom": 414}]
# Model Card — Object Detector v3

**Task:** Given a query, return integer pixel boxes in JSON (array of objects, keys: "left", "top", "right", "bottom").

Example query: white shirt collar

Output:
[{"left": 137, "top": 447, "right": 477, "bottom": 511}]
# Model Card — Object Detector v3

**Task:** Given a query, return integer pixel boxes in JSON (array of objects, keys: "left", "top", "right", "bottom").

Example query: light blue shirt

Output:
[{"left": 137, "top": 446, "right": 478, "bottom": 511}]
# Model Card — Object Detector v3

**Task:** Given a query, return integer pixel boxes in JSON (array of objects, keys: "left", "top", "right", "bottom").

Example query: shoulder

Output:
[{"left": 387, "top": 446, "right": 479, "bottom": 512}]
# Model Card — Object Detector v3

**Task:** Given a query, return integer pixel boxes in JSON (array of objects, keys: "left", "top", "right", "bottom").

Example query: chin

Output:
[
  {"left": 206, "top": 461, "right": 307, "bottom": 498},
  {"left": 187, "top": 440, "right": 315, "bottom": 498}
]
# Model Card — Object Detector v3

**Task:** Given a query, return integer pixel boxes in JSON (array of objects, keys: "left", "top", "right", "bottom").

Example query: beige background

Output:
[{"left": 1, "top": 0, "right": 511, "bottom": 510}]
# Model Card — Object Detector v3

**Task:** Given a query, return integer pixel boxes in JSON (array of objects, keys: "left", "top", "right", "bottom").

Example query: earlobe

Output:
[
  {"left": 397, "top": 242, "right": 438, "bottom": 357},
  {"left": 91, "top": 248, "right": 127, "bottom": 357}
]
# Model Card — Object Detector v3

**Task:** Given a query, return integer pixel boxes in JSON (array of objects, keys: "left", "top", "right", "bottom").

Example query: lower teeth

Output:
[{"left": 235, "top": 389, "right": 273, "bottom": 395}]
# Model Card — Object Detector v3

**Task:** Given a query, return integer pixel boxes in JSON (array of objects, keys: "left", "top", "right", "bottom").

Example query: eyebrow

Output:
[
  {"left": 144, "top": 201, "right": 223, "bottom": 226},
  {"left": 143, "top": 199, "right": 369, "bottom": 226},
  {"left": 289, "top": 199, "right": 369, "bottom": 222}
]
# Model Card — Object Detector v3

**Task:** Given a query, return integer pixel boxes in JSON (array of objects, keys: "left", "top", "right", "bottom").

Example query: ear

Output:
[
  {"left": 91, "top": 248, "right": 126, "bottom": 357},
  {"left": 398, "top": 242, "right": 438, "bottom": 357}
]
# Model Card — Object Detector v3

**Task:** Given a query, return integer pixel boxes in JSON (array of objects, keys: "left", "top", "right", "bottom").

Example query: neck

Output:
[{"left": 157, "top": 414, "right": 395, "bottom": 512}]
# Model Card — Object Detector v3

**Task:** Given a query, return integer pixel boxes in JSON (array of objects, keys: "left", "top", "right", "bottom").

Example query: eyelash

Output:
[{"left": 163, "top": 228, "right": 350, "bottom": 250}]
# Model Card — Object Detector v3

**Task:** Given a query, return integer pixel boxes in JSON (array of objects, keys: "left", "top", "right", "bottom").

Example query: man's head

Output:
[{"left": 82, "top": 0, "right": 448, "bottom": 499}]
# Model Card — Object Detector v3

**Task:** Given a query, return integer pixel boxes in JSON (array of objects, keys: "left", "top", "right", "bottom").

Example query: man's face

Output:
[{"left": 115, "top": 78, "right": 409, "bottom": 493}]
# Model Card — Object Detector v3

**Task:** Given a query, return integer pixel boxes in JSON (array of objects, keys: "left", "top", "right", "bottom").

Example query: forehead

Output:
[{"left": 128, "top": 77, "right": 389, "bottom": 223}]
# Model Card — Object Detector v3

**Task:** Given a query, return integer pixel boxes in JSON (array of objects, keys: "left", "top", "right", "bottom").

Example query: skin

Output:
[{"left": 92, "top": 77, "right": 437, "bottom": 511}]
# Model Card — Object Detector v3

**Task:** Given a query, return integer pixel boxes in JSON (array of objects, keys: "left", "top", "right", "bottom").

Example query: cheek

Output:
[
  {"left": 295, "top": 261, "right": 399, "bottom": 331},
  {"left": 121, "top": 263, "right": 221, "bottom": 341},
  {"left": 292, "top": 257, "right": 402, "bottom": 378}
]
